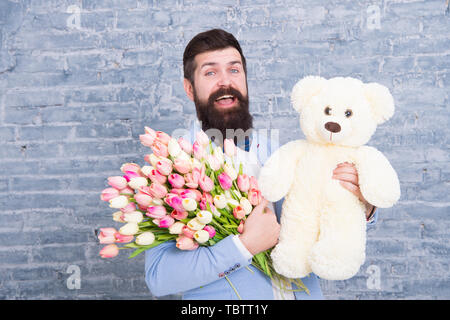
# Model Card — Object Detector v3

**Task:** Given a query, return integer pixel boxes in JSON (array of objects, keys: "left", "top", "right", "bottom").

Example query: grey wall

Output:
[{"left": 0, "top": 0, "right": 449, "bottom": 299}]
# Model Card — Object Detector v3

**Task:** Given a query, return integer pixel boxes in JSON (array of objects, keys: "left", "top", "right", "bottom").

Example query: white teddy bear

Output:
[{"left": 258, "top": 76, "right": 401, "bottom": 280}]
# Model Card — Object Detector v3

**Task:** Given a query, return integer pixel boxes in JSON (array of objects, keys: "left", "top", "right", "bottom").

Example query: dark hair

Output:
[{"left": 183, "top": 29, "right": 247, "bottom": 84}]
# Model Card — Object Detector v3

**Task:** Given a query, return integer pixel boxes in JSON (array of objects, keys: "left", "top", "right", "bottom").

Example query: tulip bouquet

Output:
[{"left": 97, "top": 127, "right": 308, "bottom": 296}]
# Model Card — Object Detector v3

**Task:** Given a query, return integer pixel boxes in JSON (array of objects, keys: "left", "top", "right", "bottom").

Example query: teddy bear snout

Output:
[{"left": 324, "top": 122, "right": 341, "bottom": 133}]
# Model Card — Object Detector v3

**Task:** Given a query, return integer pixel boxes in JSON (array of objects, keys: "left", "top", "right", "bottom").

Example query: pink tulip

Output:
[
  {"left": 101, "top": 188, "right": 120, "bottom": 201},
  {"left": 237, "top": 221, "right": 244, "bottom": 234},
  {"left": 170, "top": 188, "right": 185, "bottom": 196},
  {"left": 233, "top": 205, "right": 246, "bottom": 220},
  {"left": 248, "top": 188, "right": 262, "bottom": 206},
  {"left": 171, "top": 210, "right": 188, "bottom": 220},
  {"left": 139, "top": 133, "right": 156, "bottom": 147},
  {"left": 178, "top": 137, "right": 192, "bottom": 154},
  {"left": 144, "top": 126, "right": 157, "bottom": 135},
  {"left": 176, "top": 235, "right": 199, "bottom": 250},
  {"left": 199, "top": 199, "right": 208, "bottom": 210},
  {"left": 193, "top": 141, "right": 205, "bottom": 160},
  {"left": 97, "top": 228, "right": 117, "bottom": 244},
  {"left": 181, "top": 226, "right": 196, "bottom": 239},
  {"left": 155, "top": 159, "right": 173, "bottom": 176},
  {"left": 224, "top": 139, "right": 236, "bottom": 157},
  {"left": 148, "top": 169, "right": 167, "bottom": 184},
  {"left": 107, "top": 176, "right": 128, "bottom": 190},
  {"left": 184, "top": 168, "right": 201, "bottom": 188},
  {"left": 119, "top": 186, "right": 135, "bottom": 196},
  {"left": 146, "top": 205, "right": 167, "bottom": 219},
  {"left": 181, "top": 189, "right": 202, "bottom": 202},
  {"left": 249, "top": 176, "right": 259, "bottom": 189},
  {"left": 164, "top": 194, "right": 185, "bottom": 212},
  {"left": 120, "top": 202, "right": 136, "bottom": 213},
  {"left": 199, "top": 175, "right": 214, "bottom": 192},
  {"left": 218, "top": 172, "right": 232, "bottom": 190},
  {"left": 148, "top": 182, "right": 167, "bottom": 199},
  {"left": 114, "top": 232, "right": 134, "bottom": 243},
  {"left": 159, "top": 215, "right": 175, "bottom": 228},
  {"left": 237, "top": 174, "right": 250, "bottom": 192},
  {"left": 168, "top": 173, "right": 185, "bottom": 189},
  {"left": 173, "top": 158, "right": 191, "bottom": 174},
  {"left": 99, "top": 244, "right": 119, "bottom": 258},
  {"left": 155, "top": 131, "right": 171, "bottom": 145},
  {"left": 201, "top": 192, "right": 213, "bottom": 204},
  {"left": 151, "top": 141, "right": 169, "bottom": 158},
  {"left": 196, "top": 130, "right": 210, "bottom": 147},
  {"left": 203, "top": 225, "right": 216, "bottom": 238},
  {"left": 134, "top": 193, "right": 153, "bottom": 208},
  {"left": 123, "top": 170, "right": 142, "bottom": 182},
  {"left": 120, "top": 163, "right": 141, "bottom": 174}
]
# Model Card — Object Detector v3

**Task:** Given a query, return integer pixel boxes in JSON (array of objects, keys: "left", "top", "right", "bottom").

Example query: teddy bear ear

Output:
[
  {"left": 291, "top": 76, "right": 327, "bottom": 113},
  {"left": 363, "top": 82, "right": 395, "bottom": 125}
]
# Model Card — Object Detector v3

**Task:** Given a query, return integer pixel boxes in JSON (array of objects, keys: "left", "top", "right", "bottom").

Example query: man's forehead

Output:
[{"left": 194, "top": 47, "right": 243, "bottom": 70}]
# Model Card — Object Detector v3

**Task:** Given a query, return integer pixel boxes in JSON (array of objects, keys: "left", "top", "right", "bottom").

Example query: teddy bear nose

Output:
[{"left": 324, "top": 122, "right": 341, "bottom": 133}]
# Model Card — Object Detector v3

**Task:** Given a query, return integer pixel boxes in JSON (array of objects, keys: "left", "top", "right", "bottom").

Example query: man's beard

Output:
[{"left": 193, "top": 86, "right": 253, "bottom": 145}]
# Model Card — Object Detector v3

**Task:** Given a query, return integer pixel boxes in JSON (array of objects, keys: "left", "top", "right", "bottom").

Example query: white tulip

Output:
[
  {"left": 109, "top": 195, "right": 129, "bottom": 209},
  {"left": 169, "top": 222, "right": 185, "bottom": 235},
  {"left": 128, "top": 177, "right": 148, "bottom": 190},
  {"left": 119, "top": 222, "right": 139, "bottom": 235},
  {"left": 168, "top": 138, "right": 181, "bottom": 157},
  {"left": 196, "top": 210, "right": 213, "bottom": 224},
  {"left": 240, "top": 198, "right": 253, "bottom": 215},
  {"left": 213, "top": 194, "right": 227, "bottom": 209},
  {"left": 141, "top": 165, "right": 154, "bottom": 177},
  {"left": 190, "top": 157, "right": 202, "bottom": 170},
  {"left": 227, "top": 198, "right": 240, "bottom": 208},
  {"left": 194, "top": 230, "right": 210, "bottom": 244},
  {"left": 211, "top": 206, "right": 221, "bottom": 218},
  {"left": 148, "top": 154, "right": 160, "bottom": 167},
  {"left": 213, "top": 146, "right": 225, "bottom": 165},
  {"left": 112, "top": 211, "right": 125, "bottom": 223},
  {"left": 175, "top": 150, "right": 191, "bottom": 161},
  {"left": 182, "top": 197, "right": 197, "bottom": 211},
  {"left": 187, "top": 218, "right": 205, "bottom": 231},
  {"left": 135, "top": 231, "right": 155, "bottom": 245},
  {"left": 223, "top": 163, "right": 238, "bottom": 180},
  {"left": 152, "top": 198, "right": 164, "bottom": 206},
  {"left": 224, "top": 190, "right": 232, "bottom": 199},
  {"left": 123, "top": 211, "right": 144, "bottom": 223}
]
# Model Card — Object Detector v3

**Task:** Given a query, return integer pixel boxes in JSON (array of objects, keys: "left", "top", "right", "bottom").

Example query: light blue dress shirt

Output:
[{"left": 144, "top": 121, "right": 378, "bottom": 300}]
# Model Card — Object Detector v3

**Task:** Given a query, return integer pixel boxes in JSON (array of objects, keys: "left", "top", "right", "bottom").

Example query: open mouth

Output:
[{"left": 215, "top": 95, "right": 237, "bottom": 107}]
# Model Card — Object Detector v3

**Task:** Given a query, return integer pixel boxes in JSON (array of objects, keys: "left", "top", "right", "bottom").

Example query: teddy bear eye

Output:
[
  {"left": 324, "top": 106, "right": 332, "bottom": 115},
  {"left": 345, "top": 109, "right": 353, "bottom": 118}
]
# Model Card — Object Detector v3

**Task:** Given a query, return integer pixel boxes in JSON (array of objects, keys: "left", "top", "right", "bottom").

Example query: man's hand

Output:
[
  {"left": 238, "top": 198, "right": 280, "bottom": 256},
  {"left": 333, "top": 162, "right": 375, "bottom": 220}
]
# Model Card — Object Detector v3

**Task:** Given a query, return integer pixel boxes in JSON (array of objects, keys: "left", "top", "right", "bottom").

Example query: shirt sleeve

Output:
[{"left": 144, "top": 235, "right": 253, "bottom": 297}]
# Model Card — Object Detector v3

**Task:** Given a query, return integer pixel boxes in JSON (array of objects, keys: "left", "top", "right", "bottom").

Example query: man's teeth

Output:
[{"left": 216, "top": 95, "right": 234, "bottom": 101}]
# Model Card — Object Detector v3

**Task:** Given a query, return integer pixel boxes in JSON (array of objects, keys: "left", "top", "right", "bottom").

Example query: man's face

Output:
[{"left": 184, "top": 47, "right": 252, "bottom": 139}]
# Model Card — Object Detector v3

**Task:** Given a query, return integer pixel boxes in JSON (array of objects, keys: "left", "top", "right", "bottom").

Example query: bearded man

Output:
[{"left": 144, "top": 29, "right": 377, "bottom": 300}]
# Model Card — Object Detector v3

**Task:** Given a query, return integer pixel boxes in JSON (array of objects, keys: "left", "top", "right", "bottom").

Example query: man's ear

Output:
[
  {"left": 291, "top": 76, "right": 327, "bottom": 113},
  {"left": 363, "top": 82, "right": 395, "bottom": 125},
  {"left": 183, "top": 78, "right": 195, "bottom": 102}
]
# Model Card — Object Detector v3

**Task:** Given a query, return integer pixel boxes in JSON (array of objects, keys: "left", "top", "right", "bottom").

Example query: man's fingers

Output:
[
  {"left": 333, "top": 165, "right": 357, "bottom": 175},
  {"left": 339, "top": 181, "right": 363, "bottom": 201},
  {"left": 333, "top": 172, "right": 359, "bottom": 185},
  {"left": 252, "top": 198, "right": 269, "bottom": 214}
]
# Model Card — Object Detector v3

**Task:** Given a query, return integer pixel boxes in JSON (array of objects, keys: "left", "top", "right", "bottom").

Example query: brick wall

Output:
[{"left": 0, "top": 0, "right": 448, "bottom": 299}]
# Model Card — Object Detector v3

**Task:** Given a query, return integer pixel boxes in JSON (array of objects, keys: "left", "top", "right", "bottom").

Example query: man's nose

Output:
[{"left": 217, "top": 71, "right": 232, "bottom": 87}]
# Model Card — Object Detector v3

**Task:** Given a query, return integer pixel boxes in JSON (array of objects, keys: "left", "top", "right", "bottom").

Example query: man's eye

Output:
[
  {"left": 205, "top": 71, "right": 215, "bottom": 76},
  {"left": 230, "top": 68, "right": 239, "bottom": 73}
]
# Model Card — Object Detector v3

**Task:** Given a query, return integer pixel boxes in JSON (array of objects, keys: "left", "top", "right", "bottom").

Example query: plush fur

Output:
[{"left": 258, "top": 76, "right": 400, "bottom": 280}]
